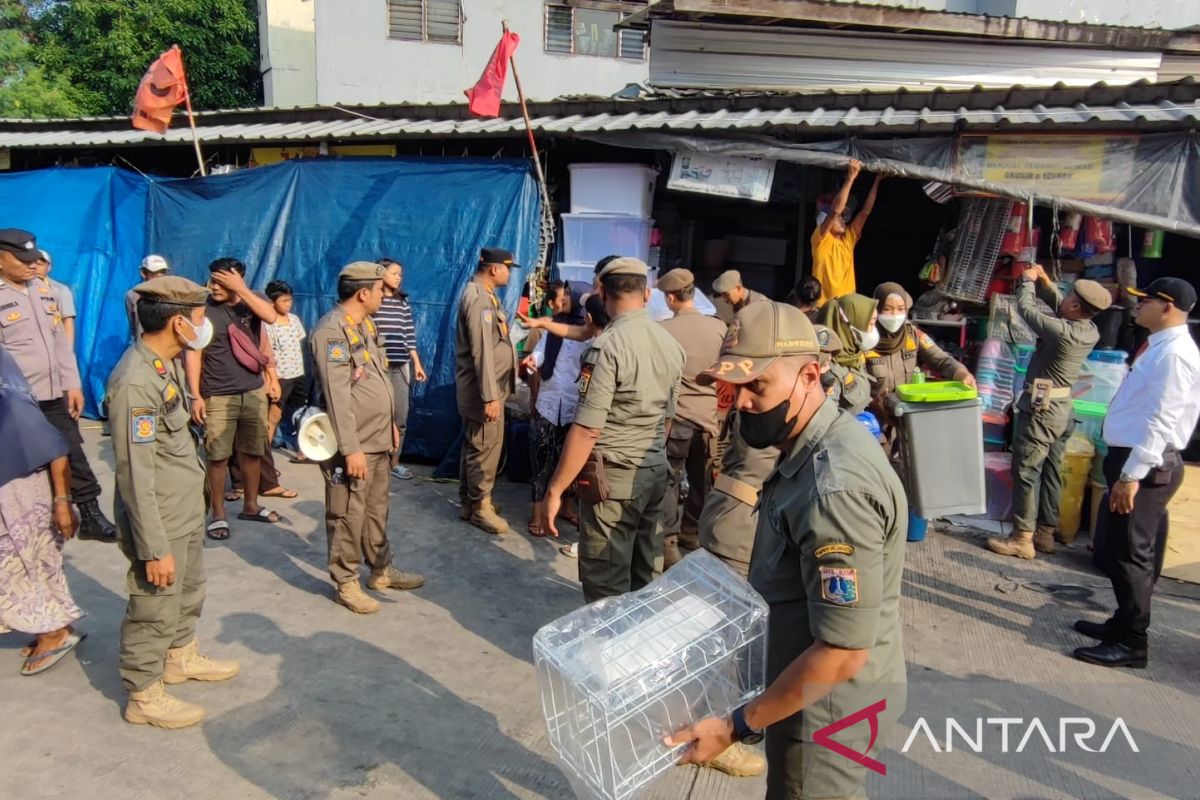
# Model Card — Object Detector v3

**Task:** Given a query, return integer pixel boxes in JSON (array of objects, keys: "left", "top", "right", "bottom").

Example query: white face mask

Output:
[
  {"left": 181, "top": 316, "right": 214, "bottom": 351},
  {"left": 878, "top": 313, "right": 906, "bottom": 333},
  {"left": 855, "top": 325, "right": 881, "bottom": 351}
]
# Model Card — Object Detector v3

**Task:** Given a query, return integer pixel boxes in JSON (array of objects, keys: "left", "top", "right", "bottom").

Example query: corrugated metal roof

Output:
[{"left": 0, "top": 81, "right": 1196, "bottom": 148}]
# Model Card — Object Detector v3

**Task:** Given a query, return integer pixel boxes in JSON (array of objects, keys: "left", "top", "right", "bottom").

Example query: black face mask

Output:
[{"left": 739, "top": 373, "right": 805, "bottom": 449}]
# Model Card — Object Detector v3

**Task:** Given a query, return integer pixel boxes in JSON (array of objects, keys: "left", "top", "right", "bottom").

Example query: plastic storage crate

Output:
[
  {"left": 896, "top": 396, "right": 987, "bottom": 517},
  {"left": 569, "top": 163, "right": 657, "bottom": 216},
  {"left": 562, "top": 214, "right": 654, "bottom": 265},
  {"left": 534, "top": 550, "right": 768, "bottom": 800}
]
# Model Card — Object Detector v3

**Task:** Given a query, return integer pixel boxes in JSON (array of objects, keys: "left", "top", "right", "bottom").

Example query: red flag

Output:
[
  {"left": 132, "top": 46, "right": 189, "bottom": 134},
  {"left": 464, "top": 31, "right": 520, "bottom": 118}
]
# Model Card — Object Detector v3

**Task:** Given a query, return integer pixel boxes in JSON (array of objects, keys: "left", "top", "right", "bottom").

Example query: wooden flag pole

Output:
[{"left": 175, "top": 45, "right": 207, "bottom": 177}]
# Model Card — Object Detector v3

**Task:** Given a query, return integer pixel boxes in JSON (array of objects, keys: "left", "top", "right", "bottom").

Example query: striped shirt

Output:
[{"left": 376, "top": 292, "right": 417, "bottom": 366}]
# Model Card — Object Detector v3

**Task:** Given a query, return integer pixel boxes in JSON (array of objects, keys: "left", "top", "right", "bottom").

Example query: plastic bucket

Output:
[{"left": 908, "top": 511, "right": 929, "bottom": 542}]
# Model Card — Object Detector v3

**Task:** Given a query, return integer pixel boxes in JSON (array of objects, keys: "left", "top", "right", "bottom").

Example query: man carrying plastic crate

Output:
[{"left": 670, "top": 301, "right": 908, "bottom": 800}]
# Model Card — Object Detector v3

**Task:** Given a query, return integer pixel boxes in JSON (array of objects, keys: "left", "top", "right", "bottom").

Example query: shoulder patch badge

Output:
[
  {"left": 820, "top": 566, "right": 858, "bottom": 605},
  {"left": 844, "top": 372, "right": 856, "bottom": 386},
  {"left": 327, "top": 340, "right": 349, "bottom": 363},
  {"left": 815, "top": 543, "right": 855, "bottom": 559},
  {"left": 578, "top": 363, "right": 593, "bottom": 396},
  {"left": 919, "top": 332, "right": 935, "bottom": 349},
  {"left": 5, "top": 311, "right": 20, "bottom": 322},
  {"left": 482, "top": 309, "right": 494, "bottom": 325},
  {"left": 131, "top": 407, "right": 157, "bottom": 443},
  {"left": 152, "top": 358, "right": 167, "bottom": 376}
]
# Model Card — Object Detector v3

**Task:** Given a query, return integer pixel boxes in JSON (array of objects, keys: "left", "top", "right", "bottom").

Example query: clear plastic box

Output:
[
  {"left": 569, "top": 163, "right": 657, "bottom": 217},
  {"left": 534, "top": 550, "right": 768, "bottom": 800},
  {"left": 562, "top": 214, "right": 654, "bottom": 265}
]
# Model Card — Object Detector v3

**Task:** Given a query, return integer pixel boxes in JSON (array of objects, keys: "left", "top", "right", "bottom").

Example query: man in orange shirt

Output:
[{"left": 810, "top": 159, "right": 883, "bottom": 306}]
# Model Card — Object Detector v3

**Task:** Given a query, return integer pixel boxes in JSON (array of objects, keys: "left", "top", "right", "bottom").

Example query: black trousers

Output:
[
  {"left": 1092, "top": 446, "right": 1184, "bottom": 650},
  {"left": 38, "top": 397, "right": 101, "bottom": 503}
]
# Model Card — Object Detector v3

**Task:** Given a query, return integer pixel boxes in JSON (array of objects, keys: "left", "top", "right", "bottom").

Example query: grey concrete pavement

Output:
[{"left": 2, "top": 424, "right": 1198, "bottom": 799}]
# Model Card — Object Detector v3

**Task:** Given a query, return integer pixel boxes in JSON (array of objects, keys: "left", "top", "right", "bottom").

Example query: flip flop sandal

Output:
[
  {"left": 21, "top": 632, "right": 87, "bottom": 676},
  {"left": 560, "top": 543, "right": 579, "bottom": 559},
  {"left": 237, "top": 508, "right": 281, "bottom": 524},
  {"left": 225, "top": 490, "right": 244, "bottom": 502},
  {"left": 206, "top": 520, "right": 231, "bottom": 540},
  {"left": 260, "top": 487, "right": 298, "bottom": 499},
  {"left": 527, "top": 522, "right": 548, "bottom": 538}
]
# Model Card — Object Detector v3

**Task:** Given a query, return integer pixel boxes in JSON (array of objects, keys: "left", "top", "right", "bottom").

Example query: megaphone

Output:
[{"left": 297, "top": 409, "right": 338, "bottom": 462}]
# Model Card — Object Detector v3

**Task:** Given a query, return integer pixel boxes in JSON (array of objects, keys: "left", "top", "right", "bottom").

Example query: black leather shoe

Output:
[
  {"left": 1073, "top": 642, "right": 1147, "bottom": 669},
  {"left": 1073, "top": 619, "right": 1117, "bottom": 641},
  {"left": 76, "top": 500, "right": 117, "bottom": 543}
]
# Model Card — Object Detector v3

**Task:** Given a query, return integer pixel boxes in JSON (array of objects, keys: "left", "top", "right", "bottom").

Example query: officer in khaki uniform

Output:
[
  {"left": 310, "top": 261, "right": 424, "bottom": 614},
  {"left": 673, "top": 302, "right": 907, "bottom": 800},
  {"left": 537, "top": 257, "right": 685, "bottom": 602},
  {"left": 656, "top": 268, "right": 727, "bottom": 567},
  {"left": 711, "top": 269, "right": 770, "bottom": 326},
  {"left": 456, "top": 247, "right": 518, "bottom": 534},
  {"left": 0, "top": 227, "right": 117, "bottom": 542},
  {"left": 109, "top": 277, "right": 240, "bottom": 729},
  {"left": 989, "top": 265, "right": 1110, "bottom": 560}
]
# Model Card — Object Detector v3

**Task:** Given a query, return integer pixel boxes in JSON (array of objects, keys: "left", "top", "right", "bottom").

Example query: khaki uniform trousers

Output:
[
  {"left": 1011, "top": 405, "right": 1075, "bottom": 533},
  {"left": 459, "top": 415, "right": 505, "bottom": 505},
  {"left": 321, "top": 452, "right": 393, "bottom": 585},
  {"left": 663, "top": 424, "right": 717, "bottom": 552},
  {"left": 118, "top": 523, "right": 206, "bottom": 692},
  {"left": 579, "top": 463, "right": 669, "bottom": 603}
]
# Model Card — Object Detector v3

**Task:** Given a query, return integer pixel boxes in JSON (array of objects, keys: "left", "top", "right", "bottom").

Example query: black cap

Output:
[
  {"left": 1128, "top": 277, "right": 1197, "bottom": 313},
  {"left": 480, "top": 247, "right": 516, "bottom": 267},
  {"left": 0, "top": 228, "right": 39, "bottom": 263}
]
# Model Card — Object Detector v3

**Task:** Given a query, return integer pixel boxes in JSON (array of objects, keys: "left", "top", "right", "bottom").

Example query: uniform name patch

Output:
[
  {"left": 327, "top": 340, "right": 349, "bottom": 362},
  {"left": 820, "top": 567, "right": 858, "bottom": 605},
  {"left": 815, "top": 543, "right": 855, "bottom": 559},
  {"left": 131, "top": 407, "right": 157, "bottom": 443}
]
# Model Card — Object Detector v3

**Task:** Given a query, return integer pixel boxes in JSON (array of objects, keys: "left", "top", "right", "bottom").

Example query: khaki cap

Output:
[
  {"left": 1072, "top": 278, "right": 1113, "bottom": 313},
  {"left": 813, "top": 324, "right": 843, "bottom": 354},
  {"left": 339, "top": 261, "right": 386, "bottom": 281},
  {"left": 657, "top": 268, "right": 694, "bottom": 293},
  {"left": 597, "top": 256, "right": 649, "bottom": 281},
  {"left": 712, "top": 269, "right": 742, "bottom": 295},
  {"left": 134, "top": 275, "right": 209, "bottom": 306},
  {"left": 698, "top": 301, "right": 820, "bottom": 385}
]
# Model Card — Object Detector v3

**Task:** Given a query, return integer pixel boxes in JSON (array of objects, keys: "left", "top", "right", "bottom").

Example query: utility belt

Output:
[
  {"left": 714, "top": 473, "right": 759, "bottom": 507},
  {"left": 1026, "top": 379, "right": 1072, "bottom": 413}
]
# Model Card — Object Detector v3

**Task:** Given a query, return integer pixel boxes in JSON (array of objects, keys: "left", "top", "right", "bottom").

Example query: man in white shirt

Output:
[{"left": 1074, "top": 277, "right": 1199, "bottom": 669}]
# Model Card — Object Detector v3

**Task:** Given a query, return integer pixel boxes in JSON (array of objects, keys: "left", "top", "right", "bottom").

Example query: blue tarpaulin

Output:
[{"left": 0, "top": 158, "right": 540, "bottom": 460}]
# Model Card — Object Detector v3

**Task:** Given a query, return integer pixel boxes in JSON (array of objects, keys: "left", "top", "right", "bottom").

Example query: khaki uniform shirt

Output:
[
  {"left": 455, "top": 280, "right": 516, "bottom": 422},
  {"left": 1015, "top": 279, "right": 1098, "bottom": 414},
  {"left": 310, "top": 309, "right": 394, "bottom": 455},
  {"left": 0, "top": 277, "right": 80, "bottom": 401},
  {"left": 574, "top": 308, "right": 686, "bottom": 492},
  {"left": 700, "top": 413, "right": 780, "bottom": 565},
  {"left": 828, "top": 363, "right": 871, "bottom": 415},
  {"left": 107, "top": 341, "right": 206, "bottom": 561},
  {"left": 865, "top": 323, "right": 966, "bottom": 399},
  {"left": 658, "top": 307, "right": 727, "bottom": 436},
  {"left": 714, "top": 288, "right": 770, "bottom": 326},
  {"left": 750, "top": 398, "right": 907, "bottom": 739}
]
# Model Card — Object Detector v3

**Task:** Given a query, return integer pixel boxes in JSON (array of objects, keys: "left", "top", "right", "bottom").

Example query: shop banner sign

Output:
[
  {"left": 956, "top": 134, "right": 1138, "bottom": 205},
  {"left": 668, "top": 150, "right": 776, "bottom": 202}
]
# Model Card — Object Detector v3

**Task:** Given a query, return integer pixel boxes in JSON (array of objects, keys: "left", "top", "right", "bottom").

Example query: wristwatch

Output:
[
  {"left": 731, "top": 704, "right": 764, "bottom": 745},
  {"left": 1119, "top": 472, "right": 1138, "bottom": 484}
]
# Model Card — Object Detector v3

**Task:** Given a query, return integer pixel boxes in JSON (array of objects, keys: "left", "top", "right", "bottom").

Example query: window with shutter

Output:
[
  {"left": 544, "top": 2, "right": 646, "bottom": 59},
  {"left": 387, "top": 0, "right": 462, "bottom": 44}
]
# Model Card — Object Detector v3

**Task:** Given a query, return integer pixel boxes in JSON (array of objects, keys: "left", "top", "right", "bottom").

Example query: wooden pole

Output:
[{"left": 175, "top": 45, "right": 207, "bottom": 177}]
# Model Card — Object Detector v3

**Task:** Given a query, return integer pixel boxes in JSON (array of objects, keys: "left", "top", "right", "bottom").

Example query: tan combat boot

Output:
[
  {"left": 470, "top": 498, "right": 510, "bottom": 535},
  {"left": 1033, "top": 525, "right": 1058, "bottom": 554},
  {"left": 987, "top": 530, "right": 1036, "bottom": 560},
  {"left": 460, "top": 500, "right": 501, "bottom": 520},
  {"left": 367, "top": 565, "right": 426, "bottom": 591},
  {"left": 335, "top": 581, "right": 381, "bottom": 614},
  {"left": 163, "top": 638, "right": 240, "bottom": 684},
  {"left": 703, "top": 742, "right": 767, "bottom": 777},
  {"left": 124, "top": 680, "right": 206, "bottom": 729}
]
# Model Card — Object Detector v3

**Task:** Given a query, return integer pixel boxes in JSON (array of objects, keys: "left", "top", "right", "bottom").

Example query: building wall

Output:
[
  {"left": 259, "top": 0, "right": 318, "bottom": 107},
  {"left": 312, "top": 0, "right": 649, "bottom": 106},
  {"left": 827, "top": 0, "right": 1196, "bottom": 28}
]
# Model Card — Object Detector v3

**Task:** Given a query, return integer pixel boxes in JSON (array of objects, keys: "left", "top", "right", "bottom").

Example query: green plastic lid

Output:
[
  {"left": 896, "top": 380, "right": 979, "bottom": 403},
  {"left": 1073, "top": 399, "right": 1108, "bottom": 417}
]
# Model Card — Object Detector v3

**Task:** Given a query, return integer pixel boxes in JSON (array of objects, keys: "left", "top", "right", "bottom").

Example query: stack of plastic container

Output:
[
  {"left": 1072, "top": 350, "right": 1128, "bottom": 405},
  {"left": 976, "top": 338, "right": 1017, "bottom": 413},
  {"left": 1010, "top": 342, "right": 1035, "bottom": 401},
  {"left": 558, "top": 164, "right": 658, "bottom": 284}
]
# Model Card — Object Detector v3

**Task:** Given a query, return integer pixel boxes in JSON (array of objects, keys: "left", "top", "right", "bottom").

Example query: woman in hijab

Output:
[
  {"left": 867, "top": 281, "right": 975, "bottom": 450},
  {"left": 0, "top": 345, "right": 84, "bottom": 676},
  {"left": 521, "top": 281, "right": 590, "bottom": 536},
  {"left": 818, "top": 293, "right": 879, "bottom": 413}
]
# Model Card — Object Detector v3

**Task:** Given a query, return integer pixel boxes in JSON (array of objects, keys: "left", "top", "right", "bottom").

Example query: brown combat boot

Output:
[
  {"left": 124, "top": 680, "right": 206, "bottom": 729},
  {"left": 703, "top": 742, "right": 767, "bottom": 777},
  {"left": 1033, "top": 526, "right": 1058, "bottom": 554},
  {"left": 470, "top": 498, "right": 510, "bottom": 535},
  {"left": 335, "top": 581, "right": 381, "bottom": 614},
  {"left": 460, "top": 499, "right": 501, "bottom": 520},
  {"left": 367, "top": 565, "right": 425, "bottom": 591},
  {"left": 163, "top": 638, "right": 240, "bottom": 684},
  {"left": 986, "top": 530, "right": 1036, "bottom": 560}
]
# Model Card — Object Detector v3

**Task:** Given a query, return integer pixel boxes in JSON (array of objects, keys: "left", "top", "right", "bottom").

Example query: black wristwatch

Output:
[{"left": 731, "top": 704, "right": 763, "bottom": 745}]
